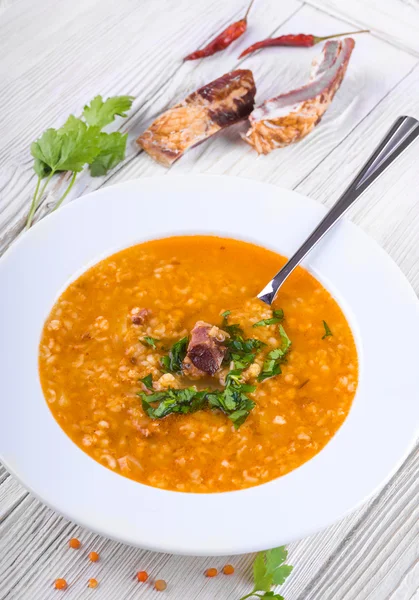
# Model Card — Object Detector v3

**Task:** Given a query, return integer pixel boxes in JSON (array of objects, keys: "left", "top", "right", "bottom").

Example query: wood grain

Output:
[
  {"left": 0, "top": 0, "right": 418, "bottom": 598},
  {"left": 307, "top": 0, "right": 419, "bottom": 55}
]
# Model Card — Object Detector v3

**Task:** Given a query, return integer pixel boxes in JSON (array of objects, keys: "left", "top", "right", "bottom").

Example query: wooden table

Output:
[{"left": 1, "top": 0, "right": 418, "bottom": 598}]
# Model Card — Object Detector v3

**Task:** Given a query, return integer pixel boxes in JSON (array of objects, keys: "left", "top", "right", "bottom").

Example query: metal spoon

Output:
[{"left": 258, "top": 115, "right": 419, "bottom": 305}]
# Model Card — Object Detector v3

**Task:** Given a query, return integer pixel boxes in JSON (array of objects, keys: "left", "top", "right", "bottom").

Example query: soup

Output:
[{"left": 39, "top": 236, "right": 358, "bottom": 493}]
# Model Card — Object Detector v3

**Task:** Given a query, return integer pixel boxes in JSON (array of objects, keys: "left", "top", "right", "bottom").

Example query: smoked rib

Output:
[
  {"left": 243, "top": 39, "right": 355, "bottom": 154},
  {"left": 137, "top": 70, "right": 256, "bottom": 166}
]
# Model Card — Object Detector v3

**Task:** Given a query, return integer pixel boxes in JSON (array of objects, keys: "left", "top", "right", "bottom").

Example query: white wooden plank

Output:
[
  {"left": 289, "top": 448, "right": 419, "bottom": 600},
  {"left": 307, "top": 0, "right": 419, "bottom": 55},
  {"left": 50, "top": 5, "right": 417, "bottom": 219},
  {"left": 0, "top": 450, "right": 416, "bottom": 599},
  {"left": 0, "top": 469, "right": 369, "bottom": 600},
  {"left": 0, "top": 0, "right": 301, "bottom": 251}
]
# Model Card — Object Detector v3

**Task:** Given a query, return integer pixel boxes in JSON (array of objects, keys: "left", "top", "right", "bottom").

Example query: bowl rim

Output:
[{"left": 1, "top": 174, "right": 418, "bottom": 555}]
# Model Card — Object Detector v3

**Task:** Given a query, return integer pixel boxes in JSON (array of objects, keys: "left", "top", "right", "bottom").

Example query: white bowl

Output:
[{"left": 0, "top": 175, "right": 418, "bottom": 556}]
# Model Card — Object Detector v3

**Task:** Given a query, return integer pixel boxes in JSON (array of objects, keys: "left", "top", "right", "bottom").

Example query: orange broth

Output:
[{"left": 39, "top": 236, "right": 358, "bottom": 492}]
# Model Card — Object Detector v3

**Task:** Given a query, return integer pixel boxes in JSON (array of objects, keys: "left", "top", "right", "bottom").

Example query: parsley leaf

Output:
[
  {"left": 27, "top": 94, "right": 134, "bottom": 229},
  {"left": 253, "top": 309, "right": 284, "bottom": 327},
  {"left": 83, "top": 95, "right": 134, "bottom": 128},
  {"left": 240, "top": 546, "right": 293, "bottom": 600},
  {"left": 222, "top": 311, "right": 265, "bottom": 370},
  {"left": 207, "top": 371, "right": 256, "bottom": 429},
  {"left": 160, "top": 337, "right": 188, "bottom": 373},
  {"left": 141, "top": 336, "right": 159, "bottom": 349},
  {"left": 322, "top": 320, "right": 333, "bottom": 339},
  {"left": 139, "top": 367, "right": 256, "bottom": 428},
  {"left": 139, "top": 374, "right": 153, "bottom": 391},
  {"left": 258, "top": 325, "right": 291, "bottom": 383},
  {"left": 253, "top": 553, "right": 273, "bottom": 592},
  {"left": 139, "top": 388, "right": 207, "bottom": 419},
  {"left": 89, "top": 132, "right": 128, "bottom": 176}
]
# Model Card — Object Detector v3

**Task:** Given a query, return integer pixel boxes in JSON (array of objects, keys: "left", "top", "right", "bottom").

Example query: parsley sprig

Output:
[
  {"left": 240, "top": 546, "right": 293, "bottom": 600},
  {"left": 27, "top": 95, "right": 134, "bottom": 228}
]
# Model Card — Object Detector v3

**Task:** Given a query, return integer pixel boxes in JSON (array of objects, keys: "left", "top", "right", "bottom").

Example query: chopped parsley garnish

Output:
[
  {"left": 139, "top": 374, "right": 153, "bottom": 391},
  {"left": 138, "top": 374, "right": 256, "bottom": 428},
  {"left": 138, "top": 316, "right": 293, "bottom": 428},
  {"left": 258, "top": 325, "right": 291, "bottom": 383},
  {"left": 240, "top": 545, "right": 293, "bottom": 600},
  {"left": 139, "top": 388, "right": 207, "bottom": 419},
  {"left": 222, "top": 311, "right": 265, "bottom": 369},
  {"left": 253, "top": 309, "right": 284, "bottom": 327},
  {"left": 207, "top": 370, "right": 256, "bottom": 428},
  {"left": 227, "top": 336, "right": 266, "bottom": 369},
  {"left": 322, "top": 320, "right": 333, "bottom": 339},
  {"left": 140, "top": 336, "right": 159, "bottom": 349},
  {"left": 160, "top": 336, "right": 188, "bottom": 373}
]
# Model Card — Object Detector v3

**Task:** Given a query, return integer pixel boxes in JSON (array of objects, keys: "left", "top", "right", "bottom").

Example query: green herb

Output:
[
  {"left": 322, "top": 320, "right": 333, "bottom": 339},
  {"left": 225, "top": 322, "right": 244, "bottom": 338},
  {"left": 141, "top": 336, "right": 159, "bottom": 349},
  {"left": 240, "top": 546, "right": 293, "bottom": 600},
  {"left": 222, "top": 311, "right": 265, "bottom": 369},
  {"left": 258, "top": 325, "right": 291, "bottom": 383},
  {"left": 228, "top": 336, "right": 266, "bottom": 370},
  {"left": 82, "top": 95, "right": 134, "bottom": 128},
  {"left": 89, "top": 131, "right": 128, "bottom": 176},
  {"left": 160, "top": 337, "right": 188, "bottom": 373},
  {"left": 253, "top": 309, "right": 284, "bottom": 327},
  {"left": 27, "top": 94, "right": 134, "bottom": 229},
  {"left": 139, "top": 388, "right": 207, "bottom": 419},
  {"left": 139, "top": 374, "right": 153, "bottom": 391},
  {"left": 278, "top": 325, "right": 291, "bottom": 353},
  {"left": 139, "top": 368, "right": 256, "bottom": 428},
  {"left": 207, "top": 371, "right": 256, "bottom": 429}
]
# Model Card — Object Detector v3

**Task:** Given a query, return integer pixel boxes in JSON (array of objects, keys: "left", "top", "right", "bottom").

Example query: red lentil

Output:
[
  {"left": 54, "top": 579, "right": 67, "bottom": 590},
  {"left": 154, "top": 579, "right": 167, "bottom": 591},
  {"left": 89, "top": 552, "right": 100, "bottom": 562},
  {"left": 223, "top": 564, "right": 235, "bottom": 575},
  {"left": 88, "top": 578, "right": 98, "bottom": 588},
  {"left": 69, "top": 538, "right": 81, "bottom": 549},
  {"left": 205, "top": 568, "right": 218, "bottom": 578},
  {"left": 137, "top": 571, "right": 148, "bottom": 582}
]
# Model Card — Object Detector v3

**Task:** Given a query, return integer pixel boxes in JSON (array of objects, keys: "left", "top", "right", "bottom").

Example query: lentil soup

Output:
[{"left": 39, "top": 236, "right": 358, "bottom": 493}]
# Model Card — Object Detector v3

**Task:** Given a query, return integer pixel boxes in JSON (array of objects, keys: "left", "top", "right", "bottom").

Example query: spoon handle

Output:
[{"left": 258, "top": 115, "right": 419, "bottom": 305}]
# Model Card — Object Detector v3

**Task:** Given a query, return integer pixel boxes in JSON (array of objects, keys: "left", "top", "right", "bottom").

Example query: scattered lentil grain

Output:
[
  {"left": 89, "top": 551, "right": 100, "bottom": 562},
  {"left": 155, "top": 579, "right": 167, "bottom": 591},
  {"left": 55, "top": 579, "right": 67, "bottom": 590},
  {"left": 223, "top": 564, "right": 235, "bottom": 575}
]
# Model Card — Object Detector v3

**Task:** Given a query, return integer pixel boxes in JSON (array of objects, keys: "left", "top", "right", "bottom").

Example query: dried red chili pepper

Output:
[
  {"left": 184, "top": 0, "right": 255, "bottom": 61},
  {"left": 239, "top": 29, "right": 368, "bottom": 57}
]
